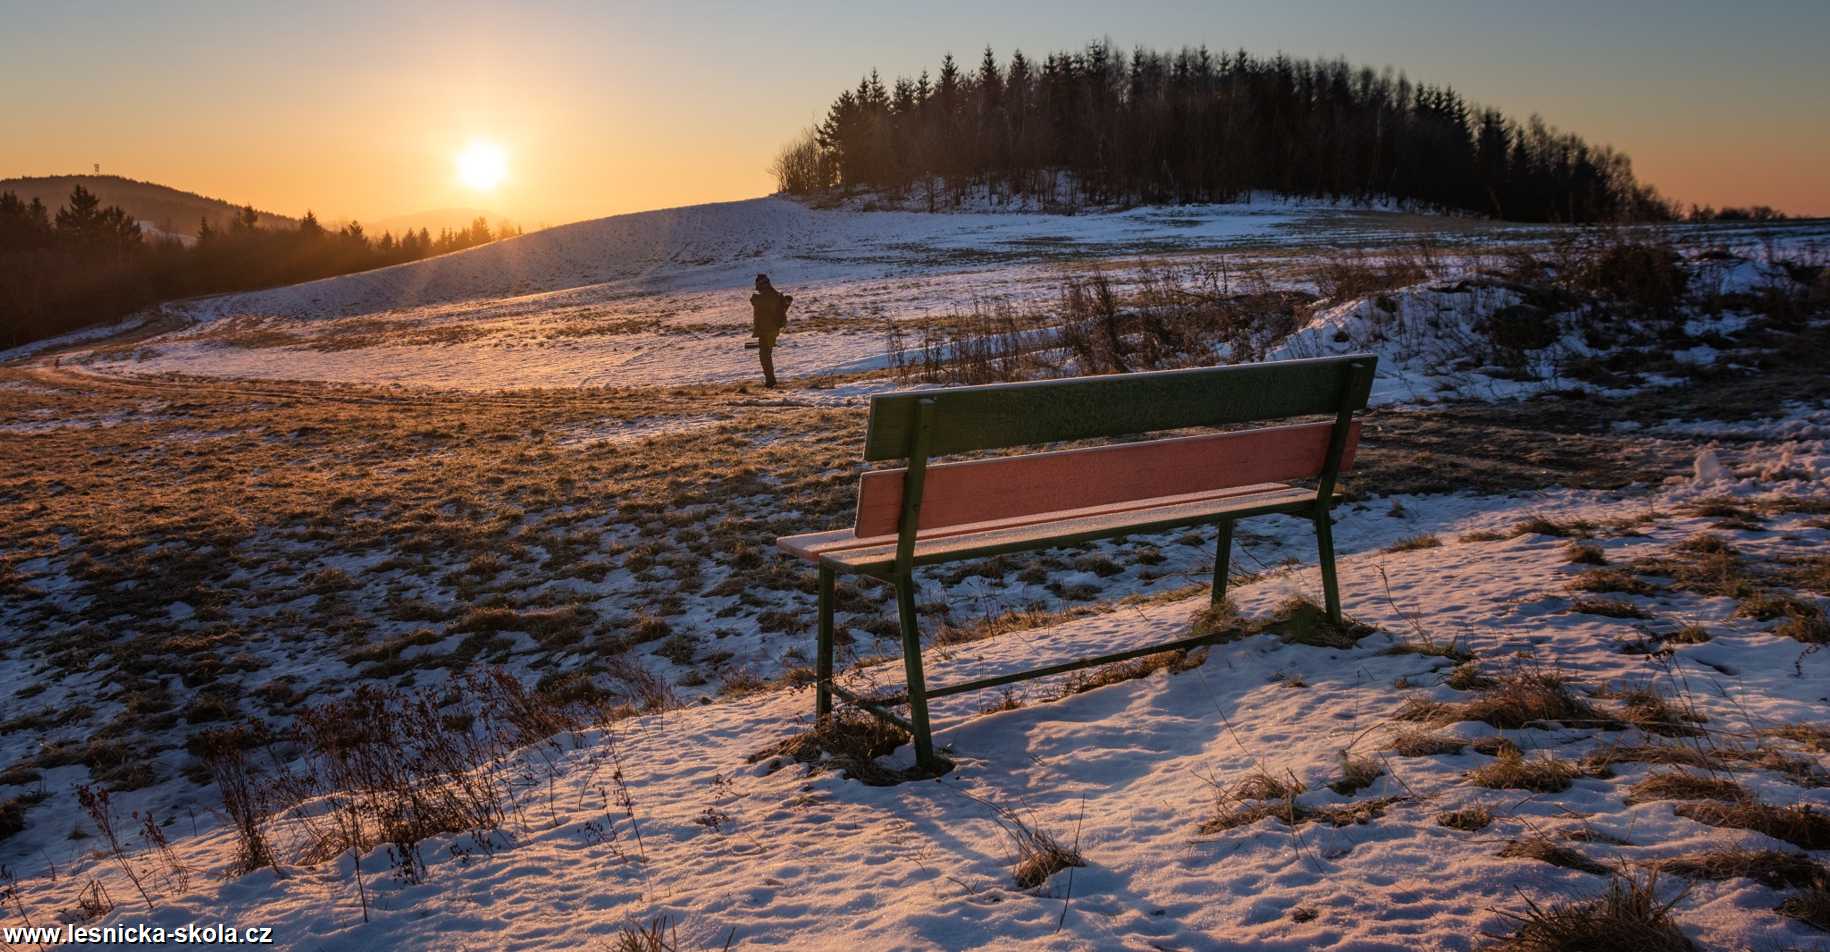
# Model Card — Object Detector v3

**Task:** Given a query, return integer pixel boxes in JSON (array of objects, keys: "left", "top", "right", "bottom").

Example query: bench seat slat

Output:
[
  {"left": 782, "top": 484, "right": 1321, "bottom": 572},
  {"left": 777, "top": 482, "right": 1291, "bottom": 562},
  {"left": 854, "top": 420, "right": 1358, "bottom": 537}
]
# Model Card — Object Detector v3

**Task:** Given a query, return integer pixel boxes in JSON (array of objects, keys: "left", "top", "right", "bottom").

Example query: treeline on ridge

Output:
[
  {"left": 0, "top": 186, "right": 521, "bottom": 348},
  {"left": 775, "top": 43, "right": 1672, "bottom": 222}
]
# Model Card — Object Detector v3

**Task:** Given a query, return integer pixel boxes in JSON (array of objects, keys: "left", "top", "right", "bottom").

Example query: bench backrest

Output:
[{"left": 856, "top": 355, "right": 1377, "bottom": 549}]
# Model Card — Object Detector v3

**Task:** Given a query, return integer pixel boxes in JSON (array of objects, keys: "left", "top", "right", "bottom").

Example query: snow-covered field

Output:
[
  {"left": 11, "top": 484, "right": 1828, "bottom": 950},
  {"left": 2, "top": 196, "right": 1827, "bottom": 949}
]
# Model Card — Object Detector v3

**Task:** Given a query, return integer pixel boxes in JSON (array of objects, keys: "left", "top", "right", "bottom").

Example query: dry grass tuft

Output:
[
  {"left": 1513, "top": 516, "right": 1596, "bottom": 539},
  {"left": 748, "top": 710, "right": 942, "bottom": 785},
  {"left": 1401, "top": 670, "right": 1613, "bottom": 731},
  {"left": 1329, "top": 755, "right": 1385, "bottom": 796},
  {"left": 1229, "top": 769, "right": 1306, "bottom": 803},
  {"left": 1763, "top": 724, "right": 1830, "bottom": 754},
  {"left": 1437, "top": 804, "right": 1493, "bottom": 831},
  {"left": 1673, "top": 800, "right": 1830, "bottom": 850},
  {"left": 1564, "top": 542, "right": 1609, "bottom": 565},
  {"left": 1569, "top": 596, "right": 1653, "bottom": 619},
  {"left": 1607, "top": 687, "right": 1706, "bottom": 738},
  {"left": 1568, "top": 570, "right": 1662, "bottom": 596},
  {"left": 1582, "top": 743, "right": 1720, "bottom": 775},
  {"left": 1058, "top": 648, "right": 1206, "bottom": 697},
  {"left": 1259, "top": 597, "right": 1375, "bottom": 648},
  {"left": 1651, "top": 848, "right": 1823, "bottom": 889},
  {"left": 1384, "top": 534, "right": 1443, "bottom": 553},
  {"left": 1386, "top": 728, "right": 1467, "bottom": 758},
  {"left": 1499, "top": 834, "right": 1610, "bottom": 875},
  {"left": 1468, "top": 750, "right": 1583, "bottom": 793},
  {"left": 1009, "top": 822, "right": 1086, "bottom": 889},
  {"left": 1201, "top": 797, "right": 1402, "bottom": 834},
  {"left": 1488, "top": 869, "right": 1697, "bottom": 952},
  {"left": 1775, "top": 607, "right": 1830, "bottom": 645},
  {"left": 1624, "top": 770, "right": 1745, "bottom": 805},
  {"left": 1778, "top": 870, "right": 1830, "bottom": 932}
]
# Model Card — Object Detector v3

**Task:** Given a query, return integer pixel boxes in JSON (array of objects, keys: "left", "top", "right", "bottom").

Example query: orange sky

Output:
[{"left": 3, "top": 2, "right": 1825, "bottom": 225}]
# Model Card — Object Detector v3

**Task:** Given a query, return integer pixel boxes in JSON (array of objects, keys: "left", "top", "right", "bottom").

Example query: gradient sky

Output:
[{"left": 3, "top": 0, "right": 1826, "bottom": 226}]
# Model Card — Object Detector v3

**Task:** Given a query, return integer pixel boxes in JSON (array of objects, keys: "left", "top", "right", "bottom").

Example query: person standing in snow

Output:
[{"left": 750, "top": 273, "right": 793, "bottom": 388}]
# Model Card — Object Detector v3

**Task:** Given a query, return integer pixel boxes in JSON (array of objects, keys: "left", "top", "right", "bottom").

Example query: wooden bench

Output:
[{"left": 776, "top": 354, "right": 1377, "bottom": 771}]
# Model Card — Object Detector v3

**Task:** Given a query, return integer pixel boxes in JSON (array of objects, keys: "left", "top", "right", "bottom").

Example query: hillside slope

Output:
[{"left": 0, "top": 174, "right": 295, "bottom": 235}]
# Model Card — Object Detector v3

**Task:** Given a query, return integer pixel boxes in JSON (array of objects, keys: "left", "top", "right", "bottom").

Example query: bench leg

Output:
[
  {"left": 1212, "top": 518, "right": 1234, "bottom": 605},
  {"left": 815, "top": 564, "right": 835, "bottom": 720},
  {"left": 894, "top": 572, "right": 937, "bottom": 771},
  {"left": 1312, "top": 508, "right": 1343, "bottom": 626}
]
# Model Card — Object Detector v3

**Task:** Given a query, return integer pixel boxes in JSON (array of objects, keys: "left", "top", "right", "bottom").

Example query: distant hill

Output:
[{"left": 0, "top": 175, "right": 295, "bottom": 239}]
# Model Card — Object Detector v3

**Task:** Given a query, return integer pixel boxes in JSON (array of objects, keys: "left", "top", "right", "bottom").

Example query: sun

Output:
[{"left": 456, "top": 140, "right": 508, "bottom": 191}]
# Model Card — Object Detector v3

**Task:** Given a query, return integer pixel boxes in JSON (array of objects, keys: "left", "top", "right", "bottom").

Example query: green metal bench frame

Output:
[{"left": 777, "top": 354, "right": 1377, "bottom": 771}]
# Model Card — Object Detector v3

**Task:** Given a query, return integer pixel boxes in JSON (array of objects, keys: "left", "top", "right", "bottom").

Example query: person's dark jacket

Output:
[{"left": 750, "top": 286, "right": 792, "bottom": 343}]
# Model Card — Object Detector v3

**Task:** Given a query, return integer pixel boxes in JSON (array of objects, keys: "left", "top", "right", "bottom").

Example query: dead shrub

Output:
[
  {"left": 196, "top": 728, "right": 274, "bottom": 873},
  {"left": 1575, "top": 240, "right": 1688, "bottom": 319}
]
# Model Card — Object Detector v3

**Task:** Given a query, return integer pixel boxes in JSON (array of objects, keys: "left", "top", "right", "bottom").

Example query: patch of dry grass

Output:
[
  {"left": 1673, "top": 800, "right": 1830, "bottom": 850},
  {"left": 1468, "top": 750, "right": 1584, "bottom": 793},
  {"left": 1499, "top": 834, "right": 1610, "bottom": 875},
  {"left": 1386, "top": 728, "right": 1467, "bottom": 757},
  {"left": 1651, "top": 848, "right": 1823, "bottom": 889},
  {"left": 1623, "top": 771, "right": 1746, "bottom": 805},
  {"left": 1399, "top": 671, "right": 1614, "bottom": 731},
  {"left": 1436, "top": 804, "right": 1493, "bottom": 831},
  {"left": 1564, "top": 542, "right": 1609, "bottom": 565},
  {"left": 1567, "top": 570, "right": 1662, "bottom": 597},
  {"left": 1569, "top": 596, "right": 1653, "bottom": 619},
  {"left": 1329, "top": 755, "right": 1385, "bottom": 796},
  {"left": 747, "top": 710, "right": 942, "bottom": 785},
  {"left": 1057, "top": 648, "right": 1207, "bottom": 697},
  {"left": 1488, "top": 870, "right": 1696, "bottom": 952},
  {"left": 1384, "top": 534, "right": 1443, "bottom": 553}
]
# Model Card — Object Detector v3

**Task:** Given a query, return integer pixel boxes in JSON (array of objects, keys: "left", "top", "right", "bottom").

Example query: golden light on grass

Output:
[{"left": 456, "top": 140, "right": 508, "bottom": 191}]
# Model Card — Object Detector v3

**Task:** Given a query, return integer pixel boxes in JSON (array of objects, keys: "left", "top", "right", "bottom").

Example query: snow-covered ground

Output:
[
  {"left": 11, "top": 483, "right": 1825, "bottom": 950},
  {"left": 3, "top": 195, "right": 1827, "bottom": 949}
]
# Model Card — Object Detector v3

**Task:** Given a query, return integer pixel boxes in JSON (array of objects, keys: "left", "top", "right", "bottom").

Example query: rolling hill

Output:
[{"left": 0, "top": 174, "right": 296, "bottom": 237}]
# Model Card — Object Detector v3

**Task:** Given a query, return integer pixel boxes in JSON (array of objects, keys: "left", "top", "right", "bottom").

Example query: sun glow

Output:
[{"left": 456, "top": 140, "right": 508, "bottom": 191}]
